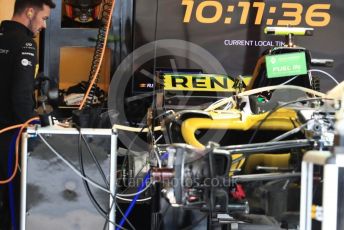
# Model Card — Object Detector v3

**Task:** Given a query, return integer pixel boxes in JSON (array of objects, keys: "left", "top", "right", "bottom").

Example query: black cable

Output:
[
  {"left": 76, "top": 127, "right": 136, "bottom": 229},
  {"left": 75, "top": 125, "right": 109, "bottom": 188},
  {"left": 80, "top": 131, "right": 110, "bottom": 187},
  {"left": 78, "top": 131, "right": 107, "bottom": 215},
  {"left": 248, "top": 97, "right": 326, "bottom": 144}
]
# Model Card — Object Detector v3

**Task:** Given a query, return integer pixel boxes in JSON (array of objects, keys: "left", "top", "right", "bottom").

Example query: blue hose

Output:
[
  {"left": 8, "top": 130, "right": 19, "bottom": 230},
  {"left": 116, "top": 171, "right": 151, "bottom": 230},
  {"left": 160, "top": 152, "right": 169, "bottom": 160}
]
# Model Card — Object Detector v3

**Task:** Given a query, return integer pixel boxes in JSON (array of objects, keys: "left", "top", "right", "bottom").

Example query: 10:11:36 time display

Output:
[{"left": 182, "top": 0, "right": 331, "bottom": 27}]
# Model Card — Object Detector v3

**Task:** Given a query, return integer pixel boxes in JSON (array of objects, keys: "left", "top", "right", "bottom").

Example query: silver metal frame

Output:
[
  {"left": 20, "top": 126, "right": 117, "bottom": 230},
  {"left": 20, "top": 132, "right": 29, "bottom": 230},
  {"left": 300, "top": 150, "right": 339, "bottom": 230},
  {"left": 109, "top": 130, "right": 117, "bottom": 230}
]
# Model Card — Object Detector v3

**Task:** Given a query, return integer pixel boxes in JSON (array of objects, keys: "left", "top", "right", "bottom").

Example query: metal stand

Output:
[
  {"left": 20, "top": 126, "right": 117, "bottom": 230},
  {"left": 300, "top": 150, "right": 344, "bottom": 230}
]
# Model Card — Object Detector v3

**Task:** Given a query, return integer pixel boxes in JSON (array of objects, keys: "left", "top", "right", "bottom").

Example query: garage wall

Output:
[{"left": 0, "top": 0, "right": 15, "bottom": 22}]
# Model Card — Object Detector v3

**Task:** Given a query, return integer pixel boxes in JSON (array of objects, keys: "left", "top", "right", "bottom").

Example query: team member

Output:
[{"left": 0, "top": 0, "right": 55, "bottom": 229}]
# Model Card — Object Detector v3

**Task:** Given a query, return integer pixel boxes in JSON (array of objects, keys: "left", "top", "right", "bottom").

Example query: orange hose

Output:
[
  {"left": 0, "top": 124, "right": 22, "bottom": 134},
  {"left": 0, "top": 117, "right": 39, "bottom": 184},
  {"left": 78, "top": 0, "right": 116, "bottom": 110}
]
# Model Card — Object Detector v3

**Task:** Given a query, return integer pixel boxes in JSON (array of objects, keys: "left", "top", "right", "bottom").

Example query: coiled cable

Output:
[{"left": 79, "top": 0, "right": 116, "bottom": 109}]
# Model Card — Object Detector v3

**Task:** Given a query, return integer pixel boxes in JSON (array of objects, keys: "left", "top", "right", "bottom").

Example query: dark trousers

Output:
[{"left": 0, "top": 129, "right": 20, "bottom": 230}]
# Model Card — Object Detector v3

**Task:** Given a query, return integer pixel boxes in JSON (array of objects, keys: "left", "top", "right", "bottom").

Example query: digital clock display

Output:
[
  {"left": 129, "top": 0, "right": 343, "bottom": 93},
  {"left": 182, "top": 0, "right": 331, "bottom": 27}
]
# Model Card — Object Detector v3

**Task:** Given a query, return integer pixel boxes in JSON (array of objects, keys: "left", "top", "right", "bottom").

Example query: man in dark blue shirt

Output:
[{"left": 0, "top": 0, "right": 55, "bottom": 229}]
